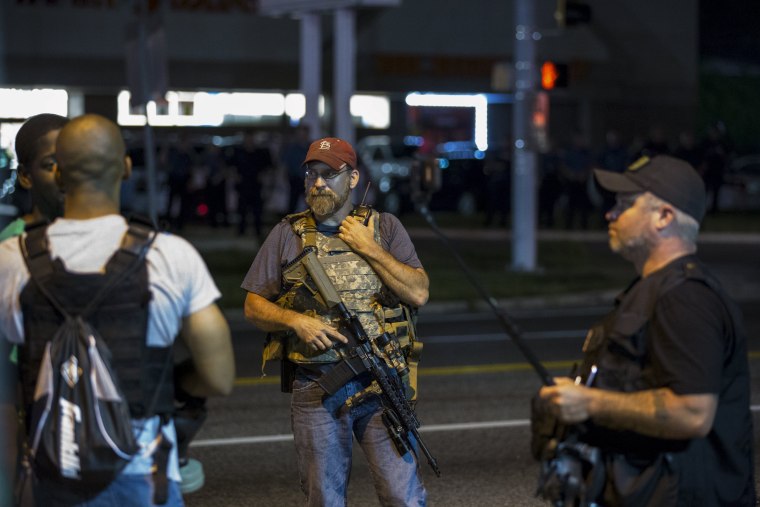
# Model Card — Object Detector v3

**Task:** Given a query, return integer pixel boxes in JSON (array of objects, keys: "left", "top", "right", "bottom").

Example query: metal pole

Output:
[
  {"left": 511, "top": 0, "right": 538, "bottom": 271},
  {"left": 300, "top": 12, "right": 322, "bottom": 140},
  {"left": 333, "top": 7, "right": 355, "bottom": 145},
  {"left": 0, "top": 2, "right": 6, "bottom": 85},
  {"left": 137, "top": 6, "right": 159, "bottom": 226}
]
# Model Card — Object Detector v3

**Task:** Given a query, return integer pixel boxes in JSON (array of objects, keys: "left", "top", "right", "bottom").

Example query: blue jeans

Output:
[
  {"left": 291, "top": 370, "right": 426, "bottom": 507},
  {"left": 32, "top": 475, "right": 184, "bottom": 507}
]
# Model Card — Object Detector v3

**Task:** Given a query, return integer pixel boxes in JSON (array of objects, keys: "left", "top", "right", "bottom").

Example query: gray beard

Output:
[
  {"left": 613, "top": 234, "right": 652, "bottom": 264},
  {"left": 308, "top": 194, "right": 340, "bottom": 216},
  {"left": 306, "top": 185, "right": 350, "bottom": 217}
]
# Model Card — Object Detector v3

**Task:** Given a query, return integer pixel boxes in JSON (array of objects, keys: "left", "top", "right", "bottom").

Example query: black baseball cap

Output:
[{"left": 594, "top": 155, "right": 706, "bottom": 222}]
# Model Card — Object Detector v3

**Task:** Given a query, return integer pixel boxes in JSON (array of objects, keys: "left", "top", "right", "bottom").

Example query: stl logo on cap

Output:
[{"left": 319, "top": 140, "right": 332, "bottom": 151}]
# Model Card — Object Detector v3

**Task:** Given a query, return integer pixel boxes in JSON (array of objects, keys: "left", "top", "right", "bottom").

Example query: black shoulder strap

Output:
[
  {"left": 83, "top": 217, "right": 157, "bottom": 317},
  {"left": 21, "top": 220, "right": 54, "bottom": 282},
  {"left": 20, "top": 217, "right": 158, "bottom": 320},
  {"left": 104, "top": 215, "right": 156, "bottom": 277},
  {"left": 20, "top": 221, "right": 70, "bottom": 320}
]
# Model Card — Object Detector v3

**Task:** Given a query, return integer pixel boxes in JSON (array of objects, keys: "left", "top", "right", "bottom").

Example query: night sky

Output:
[{"left": 700, "top": 0, "right": 760, "bottom": 64}]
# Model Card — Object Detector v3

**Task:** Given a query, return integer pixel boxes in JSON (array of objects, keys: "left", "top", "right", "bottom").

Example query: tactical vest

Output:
[
  {"left": 18, "top": 219, "right": 174, "bottom": 421},
  {"left": 578, "top": 255, "right": 738, "bottom": 456},
  {"left": 264, "top": 207, "right": 422, "bottom": 395}
]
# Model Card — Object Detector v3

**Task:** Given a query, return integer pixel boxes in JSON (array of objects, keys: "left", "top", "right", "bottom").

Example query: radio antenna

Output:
[{"left": 359, "top": 181, "right": 372, "bottom": 207}]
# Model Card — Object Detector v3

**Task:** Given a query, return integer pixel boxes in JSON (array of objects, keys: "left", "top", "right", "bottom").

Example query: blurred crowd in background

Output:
[
  {"left": 532, "top": 122, "right": 735, "bottom": 230},
  {"left": 5, "top": 121, "right": 745, "bottom": 237}
]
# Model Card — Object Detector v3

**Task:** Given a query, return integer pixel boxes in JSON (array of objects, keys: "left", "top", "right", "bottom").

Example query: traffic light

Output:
[{"left": 540, "top": 61, "right": 568, "bottom": 90}]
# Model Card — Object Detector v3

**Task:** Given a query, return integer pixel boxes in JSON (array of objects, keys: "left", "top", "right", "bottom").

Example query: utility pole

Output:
[
  {"left": 299, "top": 12, "right": 322, "bottom": 140},
  {"left": 511, "top": 0, "right": 538, "bottom": 271},
  {"left": 125, "top": 1, "right": 167, "bottom": 227},
  {"left": 333, "top": 7, "right": 356, "bottom": 145},
  {"left": 261, "top": 1, "right": 400, "bottom": 143}
]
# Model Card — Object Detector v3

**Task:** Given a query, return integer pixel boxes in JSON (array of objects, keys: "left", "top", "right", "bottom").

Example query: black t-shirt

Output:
[{"left": 587, "top": 255, "right": 755, "bottom": 505}]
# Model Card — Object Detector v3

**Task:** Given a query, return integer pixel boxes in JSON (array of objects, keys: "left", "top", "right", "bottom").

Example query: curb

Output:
[{"left": 223, "top": 289, "right": 620, "bottom": 331}]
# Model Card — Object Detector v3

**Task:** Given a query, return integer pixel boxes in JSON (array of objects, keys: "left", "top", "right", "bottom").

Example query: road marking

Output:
[
  {"left": 192, "top": 434, "right": 294, "bottom": 447},
  {"left": 418, "top": 360, "right": 576, "bottom": 376},
  {"left": 424, "top": 307, "right": 611, "bottom": 322},
  {"left": 191, "top": 408, "right": 760, "bottom": 449},
  {"left": 190, "top": 420, "right": 532, "bottom": 448},
  {"left": 422, "top": 330, "right": 588, "bottom": 343},
  {"left": 421, "top": 420, "right": 530, "bottom": 432},
  {"left": 236, "top": 351, "right": 760, "bottom": 386},
  {"left": 235, "top": 360, "right": 579, "bottom": 386}
]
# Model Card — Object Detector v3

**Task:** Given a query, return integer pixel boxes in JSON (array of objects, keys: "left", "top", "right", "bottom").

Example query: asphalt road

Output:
[
  {"left": 183, "top": 300, "right": 760, "bottom": 506},
  {"left": 180, "top": 234, "right": 760, "bottom": 506}
]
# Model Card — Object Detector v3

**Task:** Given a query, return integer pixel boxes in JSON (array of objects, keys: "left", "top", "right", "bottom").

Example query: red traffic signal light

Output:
[{"left": 540, "top": 61, "right": 568, "bottom": 90}]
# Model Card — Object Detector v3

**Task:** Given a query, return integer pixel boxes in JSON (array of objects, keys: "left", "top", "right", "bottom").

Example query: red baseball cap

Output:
[{"left": 302, "top": 137, "right": 357, "bottom": 171}]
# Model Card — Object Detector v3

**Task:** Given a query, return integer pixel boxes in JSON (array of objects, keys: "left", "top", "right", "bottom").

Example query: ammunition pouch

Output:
[
  {"left": 376, "top": 303, "right": 421, "bottom": 401},
  {"left": 315, "top": 350, "right": 368, "bottom": 395}
]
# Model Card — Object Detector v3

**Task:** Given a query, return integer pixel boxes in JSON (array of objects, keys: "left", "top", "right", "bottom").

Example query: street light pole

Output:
[
  {"left": 299, "top": 12, "right": 322, "bottom": 140},
  {"left": 511, "top": 0, "right": 538, "bottom": 271},
  {"left": 135, "top": 5, "right": 160, "bottom": 227},
  {"left": 333, "top": 7, "right": 356, "bottom": 145}
]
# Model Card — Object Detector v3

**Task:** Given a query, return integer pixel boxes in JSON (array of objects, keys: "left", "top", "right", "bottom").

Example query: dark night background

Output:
[{"left": 699, "top": 0, "right": 760, "bottom": 152}]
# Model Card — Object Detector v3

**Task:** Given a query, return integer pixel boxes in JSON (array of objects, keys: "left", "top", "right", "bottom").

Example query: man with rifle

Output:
[
  {"left": 242, "top": 137, "right": 432, "bottom": 506},
  {"left": 536, "top": 155, "right": 755, "bottom": 505}
]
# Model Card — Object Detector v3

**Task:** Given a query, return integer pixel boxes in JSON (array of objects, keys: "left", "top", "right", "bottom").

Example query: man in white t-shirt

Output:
[{"left": 0, "top": 114, "right": 235, "bottom": 506}]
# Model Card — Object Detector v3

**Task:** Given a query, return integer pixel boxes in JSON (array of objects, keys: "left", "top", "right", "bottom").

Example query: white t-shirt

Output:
[{"left": 0, "top": 214, "right": 222, "bottom": 481}]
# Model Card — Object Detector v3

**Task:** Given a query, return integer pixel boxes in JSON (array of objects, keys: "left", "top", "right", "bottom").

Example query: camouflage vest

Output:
[{"left": 263, "top": 207, "right": 422, "bottom": 396}]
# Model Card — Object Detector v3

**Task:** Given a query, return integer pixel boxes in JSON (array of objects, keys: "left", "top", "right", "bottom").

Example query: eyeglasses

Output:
[{"left": 304, "top": 166, "right": 350, "bottom": 183}]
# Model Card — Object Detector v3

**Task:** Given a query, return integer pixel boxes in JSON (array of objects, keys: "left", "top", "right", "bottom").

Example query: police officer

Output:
[
  {"left": 538, "top": 155, "right": 755, "bottom": 505},
  {"left": 242, "top": 137, "right": 429, "bottom": 506}
]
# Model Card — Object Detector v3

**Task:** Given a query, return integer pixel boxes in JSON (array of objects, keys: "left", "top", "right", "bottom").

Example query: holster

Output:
[{"left": 280, "top": 358, "right": 297, "bottom": 393}]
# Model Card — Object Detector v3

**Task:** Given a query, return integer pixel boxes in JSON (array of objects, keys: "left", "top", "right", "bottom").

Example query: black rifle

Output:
[{"left": 297, "top": 246, "right": 441, "bottom": 477}]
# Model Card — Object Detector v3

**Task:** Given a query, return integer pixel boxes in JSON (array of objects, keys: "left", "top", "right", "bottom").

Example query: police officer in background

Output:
[
  {"left": 242, "top": 137, "right": 429, "bottom": 506},
  {"left": 537, "top": 155, "right": 755, "bottom": 505}
]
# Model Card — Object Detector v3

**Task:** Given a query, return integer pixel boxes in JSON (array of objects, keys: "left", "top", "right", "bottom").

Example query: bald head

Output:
[{"left": 56, "top": 114, "right": 128, "bottom": 191}]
